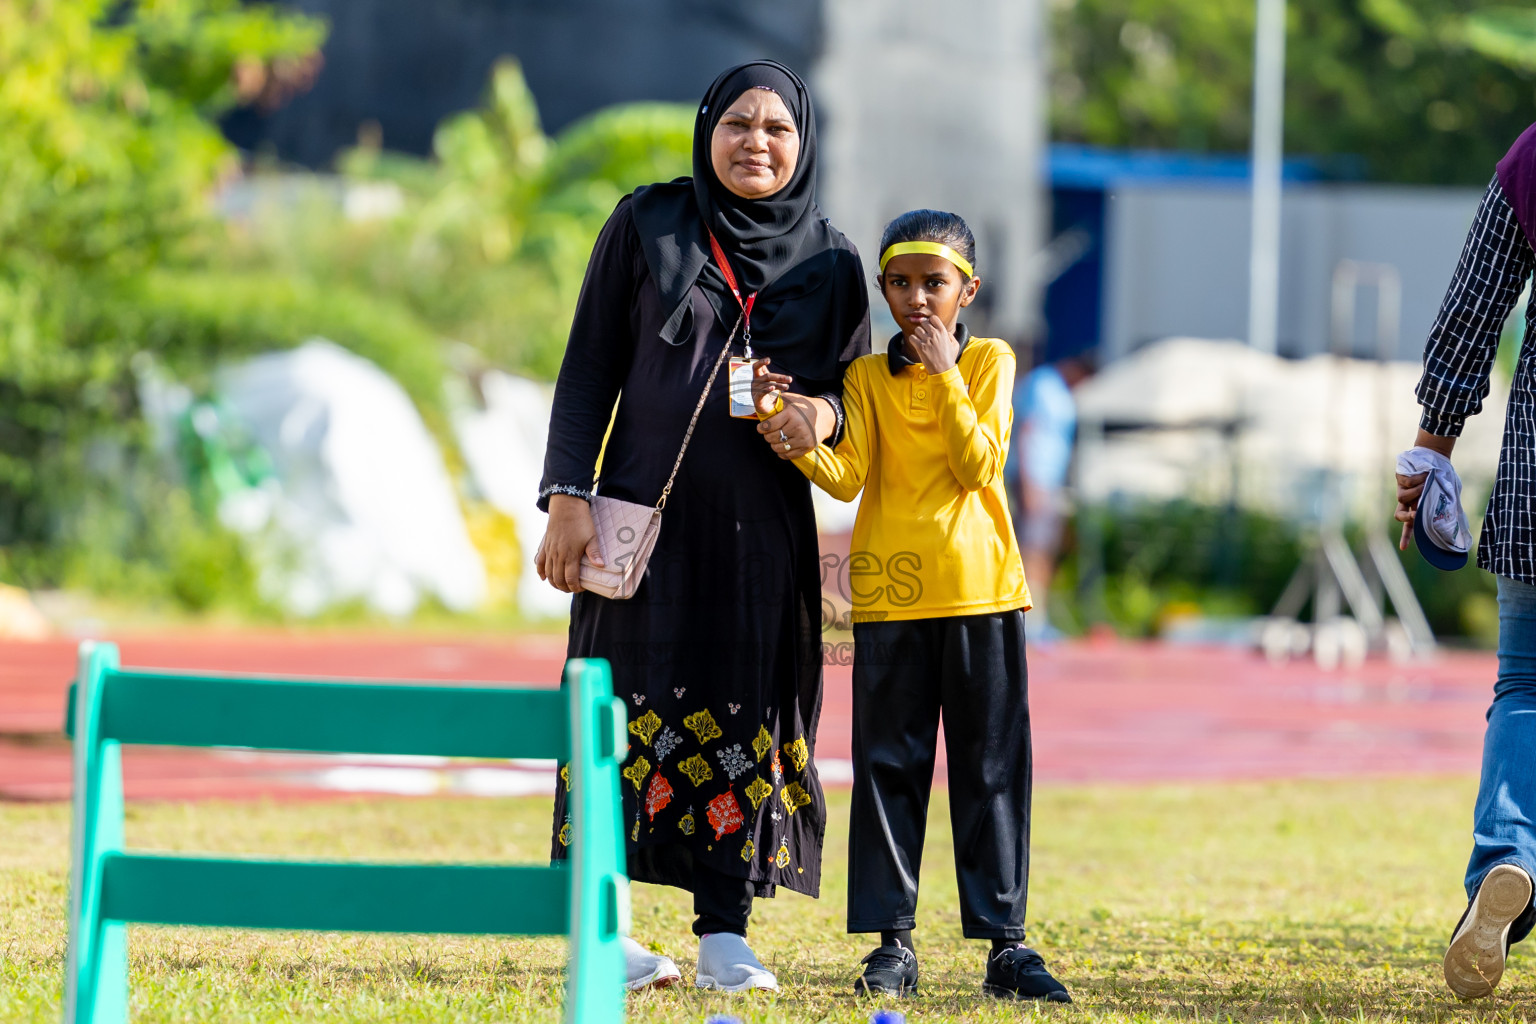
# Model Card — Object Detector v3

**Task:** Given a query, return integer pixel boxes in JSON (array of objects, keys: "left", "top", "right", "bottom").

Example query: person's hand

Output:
[
  {"left": 535, "top": 493, "right": 602, "bottom": 593},
  {"left": 906, "top": 317, "right": 960, "bottom": 374},
  {"left": 1394, "top": 470, "right": 1427, "bottom": 551},
  {"left": 752, "top": 357, "right": 791, "bottom": 417},
  {"left": 757, "top": 392, "right": 822, "bottom": 459},
  {"left": 1396, "top": 430, "right": 1457, "bottom": 550}
]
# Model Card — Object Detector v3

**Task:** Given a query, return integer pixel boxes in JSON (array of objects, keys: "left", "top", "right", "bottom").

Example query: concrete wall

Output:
[
  {"left": 816, "top": 0, "right": 1046, "bottom": 341},
  {"left": 1100, "top": 183, "right": 1484, "bottom": 362}
]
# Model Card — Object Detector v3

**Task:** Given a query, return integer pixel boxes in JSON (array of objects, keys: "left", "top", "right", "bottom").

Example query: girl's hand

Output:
[
  {"left": 536, "top": 494, "right": 602, "bottom": 593},
  {"left": 907, "top": 317, "right": 960, "bottom": 374},
  {"left": 752, "top": 357, "right": 791, "bottom": 417}
]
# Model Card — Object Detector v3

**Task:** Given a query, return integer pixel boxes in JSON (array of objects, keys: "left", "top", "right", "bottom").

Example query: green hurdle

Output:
[{"left": 62, "top": 642, "right": 629, "bottom": 1024}]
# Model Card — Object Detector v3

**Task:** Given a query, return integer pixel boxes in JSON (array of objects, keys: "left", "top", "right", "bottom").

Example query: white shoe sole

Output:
[
  {"left": 1445, "top": 863, "right": 1533, "bottom": 999},
  {"left": 694, "top": 973, "right": 779, "bottom": 993},
  {"left": 625, "top": 961, "right": 682, "bottom": 992}
]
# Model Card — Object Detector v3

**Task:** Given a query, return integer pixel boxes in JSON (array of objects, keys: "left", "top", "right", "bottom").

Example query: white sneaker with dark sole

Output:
[
  {"left": 695, "top": 932, "right": 779, "bottom": 992},
  {"left": 1445, "top": 863, "right": 1534, "bottom": 1000},
  {"left": 622, "top": 936, "right": 682, "bottom": 992}
]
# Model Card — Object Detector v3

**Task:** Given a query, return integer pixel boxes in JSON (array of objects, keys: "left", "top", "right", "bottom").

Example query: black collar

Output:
[{"left": 887, "top": 322, "right": 970, "bottom": 374}]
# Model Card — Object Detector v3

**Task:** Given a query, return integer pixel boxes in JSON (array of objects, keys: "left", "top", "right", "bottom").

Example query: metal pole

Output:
[{"left": 1247, "top": 0, "right": 1286, "bottom": 356}]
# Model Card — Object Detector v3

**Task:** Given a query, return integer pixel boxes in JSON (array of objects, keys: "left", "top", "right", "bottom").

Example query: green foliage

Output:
[
  {"left": 1464, "top": 7, "right": 1536, "bottom": 71},
  {"left": 1051, "top": 498, "right": 1498, "bottom": 642},
  {"left": 105, "top": 270, "right": 446, "bottom": 419},
  {"left": 0, "top": 29, "right": 689, "bottom": 615},
  {"left": 1053, "top": 500, "right": 1307, "bottom": 636},
  {"left": 254, "top": 60, "right": 697, "bottom": 379},
  {"left": 0, "top": 0, "right": 324, "bottom": 600},
  {"left": 1050, "top": 0, "right": 1536, "bottom": 183}
]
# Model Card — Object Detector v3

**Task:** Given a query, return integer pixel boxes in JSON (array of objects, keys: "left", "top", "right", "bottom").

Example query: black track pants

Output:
[
  {"left": 847, "top": 609, "right": 1031, "bottom": 940},
  {"left": 692, "top": 862, "right": 755, "bottom": 936}
]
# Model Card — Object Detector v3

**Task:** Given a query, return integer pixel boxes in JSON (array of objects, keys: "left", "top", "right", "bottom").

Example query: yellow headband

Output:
[{"left": 878, "top": 240, "right": 974, "bottom": 279}]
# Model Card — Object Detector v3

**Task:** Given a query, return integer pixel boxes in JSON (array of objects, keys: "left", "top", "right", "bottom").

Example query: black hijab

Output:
[{"left": 629, "top": 60, "right": 869, "bottom": 382}]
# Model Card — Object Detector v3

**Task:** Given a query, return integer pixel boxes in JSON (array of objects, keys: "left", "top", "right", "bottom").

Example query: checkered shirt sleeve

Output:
[{"left": 1416, "top": 176, "right": 1534, "bottom": 437}]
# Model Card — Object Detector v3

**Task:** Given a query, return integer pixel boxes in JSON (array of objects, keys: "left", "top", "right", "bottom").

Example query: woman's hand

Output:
[
  {"left": 906, "top": 317, "right": 960, "bottom": 375},
  {"left": 536, "top": 494, "right": 603, "bottom": 593}
]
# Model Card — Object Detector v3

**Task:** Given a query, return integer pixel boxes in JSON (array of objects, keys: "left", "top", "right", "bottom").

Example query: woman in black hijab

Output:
[{"left": 536, "top": 61, "right": 870, "bottom": 993}]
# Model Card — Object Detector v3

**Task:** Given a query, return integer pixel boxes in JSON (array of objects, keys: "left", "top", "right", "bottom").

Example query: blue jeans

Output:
[{"left": 1466, "top": 576, "right": 1536, "bottom": 935}]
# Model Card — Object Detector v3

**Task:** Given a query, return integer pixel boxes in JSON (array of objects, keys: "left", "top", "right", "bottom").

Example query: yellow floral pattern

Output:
[
  {"left": 785, "top": 736, "right": 809, "bottom": 773},
  {"left": 678, "top": 754, "right": 713, "bottom": 787},
  {"left": 744, "top": 776, "right": 773, "bottom": 810},
  {"left": 621, "top": 755, "right": 652, "bottom": 792},
  {"left": 781, "top": 781, "right": 812, "bottom": 815},
  {"left": 628, "top": 710, "right": 663, "bottom": 745},
  {"left": 684, "top": 709, "right": 723, "bottom": 744},
  {"left": 565, "top": 688, "right": 821, "bottom": 894}
]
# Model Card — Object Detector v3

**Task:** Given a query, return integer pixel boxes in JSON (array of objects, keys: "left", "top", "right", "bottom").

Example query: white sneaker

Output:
[
  {"left": 695, "top": 932, "right": 779, "bottom": 992},
  {"left": 622, "top": 936, "right": 681, "bottom": 991},
  {"left": 1445, "top": 863, "right": 1534, "bottom": 999}
]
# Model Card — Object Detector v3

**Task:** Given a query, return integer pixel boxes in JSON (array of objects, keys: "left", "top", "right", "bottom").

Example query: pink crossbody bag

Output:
[{"left": 578, "top": 311, "right": 741, "bottom": 599}]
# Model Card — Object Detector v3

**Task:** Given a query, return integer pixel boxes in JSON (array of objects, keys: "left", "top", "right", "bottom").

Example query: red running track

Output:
[{"left": 0, "top": 633, "right": 1498, "bottom": 801}]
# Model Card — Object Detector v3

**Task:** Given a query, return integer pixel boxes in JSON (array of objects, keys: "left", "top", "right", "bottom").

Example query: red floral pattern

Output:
[
  {"left": 645, "top": 771, "right": 674, "bottom": 821},
  {"left": 706, "top": 790, "right": 744, "bottom": 839}
]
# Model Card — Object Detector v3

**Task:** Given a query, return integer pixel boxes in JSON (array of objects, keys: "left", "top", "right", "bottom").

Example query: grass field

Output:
[{"left": 2, "top": 777, "right": 1530, "bottom": 1022}]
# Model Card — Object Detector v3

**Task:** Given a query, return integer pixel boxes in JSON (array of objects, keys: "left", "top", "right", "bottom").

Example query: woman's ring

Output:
[
  {"left": 783, "top": 441, "right": 792, "bottom": 452},
  {"left": 778, "top": 429, "right": 788, "bottom": 443}
]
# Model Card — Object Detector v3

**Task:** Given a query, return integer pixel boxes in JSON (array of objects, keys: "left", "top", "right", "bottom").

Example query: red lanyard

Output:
[{"left": 708, "top": 231, "right": 757, "bottom": 353}]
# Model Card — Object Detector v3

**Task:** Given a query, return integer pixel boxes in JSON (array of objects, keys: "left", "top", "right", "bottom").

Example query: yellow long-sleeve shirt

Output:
[{"left": 796, "top": 329, "right": 1031, "bottom": 622}]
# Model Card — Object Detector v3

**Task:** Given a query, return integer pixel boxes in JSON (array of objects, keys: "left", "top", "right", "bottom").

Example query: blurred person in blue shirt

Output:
[{"left": 1006, "top": 353, "right": 1095, "bottom": 639}]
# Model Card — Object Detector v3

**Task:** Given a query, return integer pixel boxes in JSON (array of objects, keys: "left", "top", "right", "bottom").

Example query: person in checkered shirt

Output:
[{"left": 1398, "top": 123, "right": 1536, "bottom": 1001}]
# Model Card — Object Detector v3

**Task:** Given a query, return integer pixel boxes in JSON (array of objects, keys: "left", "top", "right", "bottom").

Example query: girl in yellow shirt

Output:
[{"left": 756, "top": 209, "right": 1069, "bottom": 1002}]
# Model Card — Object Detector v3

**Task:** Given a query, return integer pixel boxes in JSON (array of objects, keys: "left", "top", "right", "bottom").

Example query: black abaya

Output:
[{"left": 540, "top": 198, "right": 869, "bottom": 897}]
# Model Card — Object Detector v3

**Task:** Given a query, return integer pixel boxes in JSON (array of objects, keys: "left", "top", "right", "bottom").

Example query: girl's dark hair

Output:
[{"left": 878, "top": 209, "right": 977, "bottom": 278}]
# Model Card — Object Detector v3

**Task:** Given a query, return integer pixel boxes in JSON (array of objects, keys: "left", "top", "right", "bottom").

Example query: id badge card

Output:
[{"left": 728, "top": 356, "right": 757, "bottom": 418}]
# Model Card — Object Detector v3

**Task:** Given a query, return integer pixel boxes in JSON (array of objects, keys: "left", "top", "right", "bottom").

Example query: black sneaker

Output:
[
  {"left": 853, "top": 943, "right": 919, "bottom": 996},
  {"left": 984, "top": 945, "right": 1071, "bottom": 1003}
]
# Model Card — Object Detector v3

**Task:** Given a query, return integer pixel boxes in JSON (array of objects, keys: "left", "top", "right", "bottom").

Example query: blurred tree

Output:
[
  {"left": 1050, "top": 0, "right": 1536, "bottom": 183},
  {"left": 0, "top": 0, "right": 324, "bottom": 598},
  {"left": 248, "top": 60, "right": 696, "bottom": 379}
]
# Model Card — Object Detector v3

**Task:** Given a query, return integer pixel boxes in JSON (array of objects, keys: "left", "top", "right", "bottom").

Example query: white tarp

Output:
[
  {"left": 217, "top": 339, "right": 487, "bottom": 617},
  {"left": 451, "top": 370, "right": 569, "bottom": 618},
  {"left": 1073, "top": 337, "right": 1508, "bottom": 512}
]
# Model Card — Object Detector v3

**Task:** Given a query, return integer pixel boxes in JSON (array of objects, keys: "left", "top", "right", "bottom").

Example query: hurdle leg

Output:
[
  {"left": 563, "top": 658, "right": 629, "bottom": 1024},
  {"left": 65, "top": 643, "right": 129, "bottom": 1024}
]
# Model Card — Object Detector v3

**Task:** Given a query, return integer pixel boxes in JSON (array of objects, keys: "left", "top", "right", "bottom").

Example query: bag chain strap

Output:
[{"left": 656, "top": 310, "right": 744, "bottom": 512}]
